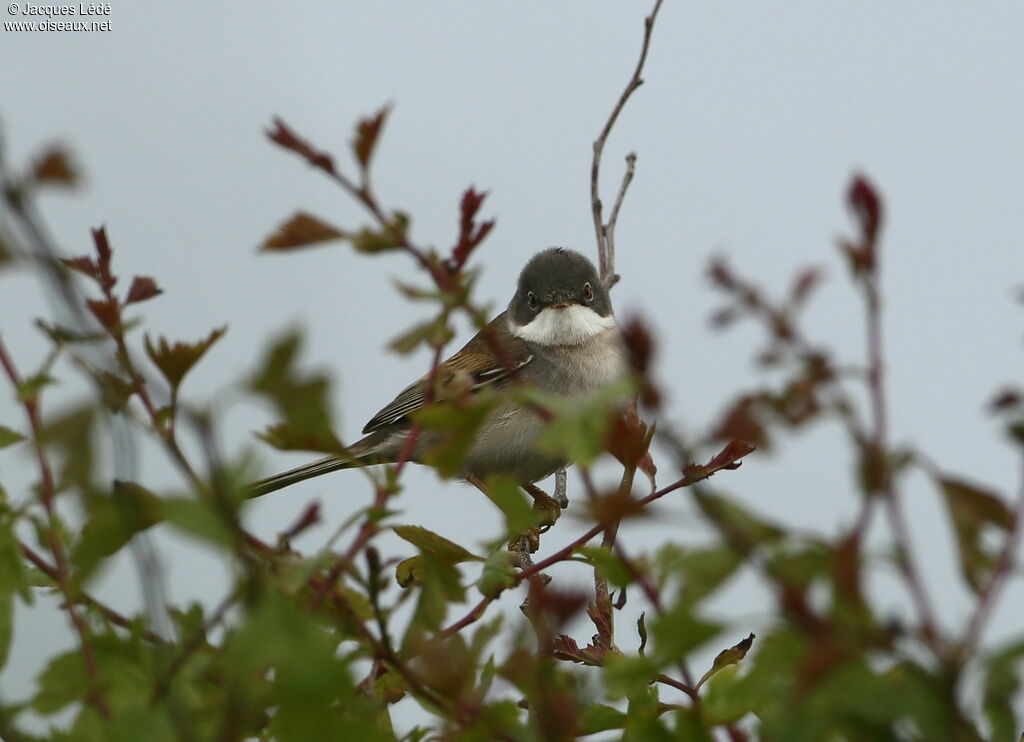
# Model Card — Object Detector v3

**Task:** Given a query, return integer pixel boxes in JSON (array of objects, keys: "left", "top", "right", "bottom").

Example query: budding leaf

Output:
[
  {"left": 696, "top": 633, "right": 755, "bottom": 690},
  {"left": 352, "top": 105, "right": 390, "bottom": 171},
  {"left": 145, "top": 326, "right": 227, "bottom": 390},
  {"left": 124, "top": 276, "right": 163, "bottom": 304}
]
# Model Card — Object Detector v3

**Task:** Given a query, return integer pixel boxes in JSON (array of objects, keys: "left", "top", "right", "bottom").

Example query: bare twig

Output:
[{"left": 591, "top": 0, "right": 664, "bottom": 287}]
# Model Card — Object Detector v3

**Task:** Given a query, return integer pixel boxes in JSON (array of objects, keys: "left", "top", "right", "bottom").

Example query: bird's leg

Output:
[
  {"left": 522, "top": 483, "right": 562, "bottom": 533},
  {"left": 465, "top": 474, "right": 559, "bottom": 556}
]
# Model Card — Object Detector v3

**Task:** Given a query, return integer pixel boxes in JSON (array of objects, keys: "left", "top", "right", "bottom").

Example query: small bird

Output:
[{"left": 250, "top": 248, "right": 629, "bottom": 497}]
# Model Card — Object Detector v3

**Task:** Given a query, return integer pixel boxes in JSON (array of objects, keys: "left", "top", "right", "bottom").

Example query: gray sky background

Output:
[{"left": 2, "top": 1, "right": 1023, "bottom": 730}]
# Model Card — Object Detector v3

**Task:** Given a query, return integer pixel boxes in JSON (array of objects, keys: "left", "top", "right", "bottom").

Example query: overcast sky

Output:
[{"left": 3, "top": 2, "right": 1023, "bottom": 730}]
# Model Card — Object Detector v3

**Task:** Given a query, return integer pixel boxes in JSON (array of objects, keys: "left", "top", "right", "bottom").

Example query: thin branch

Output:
[
  {"left": 959, "top": 457, "right": 1024, "bottom": 657},
  {"left": 440, "top": 443, "right": 754, "bottom": 636},
  {"left": 591, "top": 0, "right": 664, "bottom": 286},
  {"left": 0, "top": 338, "right": 110, "bottom": 717},
  {"left": 615, "top": 543, "right": 698, "bottom": 698},
  {"left": 20, "top": 541, "right": 167, "bottom": 646},
  {"left": 864, "top": 252, "right": 940, "bottom": 649},
  {"left": 606, "top": 152, "right": 637, "bottom": 256}
]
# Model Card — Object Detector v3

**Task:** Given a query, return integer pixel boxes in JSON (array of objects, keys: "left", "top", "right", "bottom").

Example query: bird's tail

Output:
[
  {"left": 248, "top": 455, "right": 357, "bottom": 498},
  {"left": 248, "top": 431, "right": 400, "bottom": 498}
]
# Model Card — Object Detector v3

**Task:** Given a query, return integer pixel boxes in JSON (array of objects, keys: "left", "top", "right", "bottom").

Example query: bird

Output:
[{"left": 250, "top": 248, "right": 629, "bottom": 497}]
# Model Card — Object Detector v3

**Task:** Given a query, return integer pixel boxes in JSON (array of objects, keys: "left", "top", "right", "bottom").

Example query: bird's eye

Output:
[
  {"left": 582, "top": 282, "right": 594, "bottom": 303},
  {"left": 527, "top": 291, "right": 538, "bottom": 311}
]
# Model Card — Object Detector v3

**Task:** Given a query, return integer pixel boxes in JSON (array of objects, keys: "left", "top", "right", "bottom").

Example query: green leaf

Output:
[
  {"left": 983, "top": 638, "right": 1024, "bottom": 742},
  {"left": 669, "top": 545, "right": 742, "bottom": 603},
  {"left": 580, "top": 703, "right": 628, "bottom": 734},
  {"left": 104, "top": 706, "right": 175, "bottom": 742},
  {"left": 249, "top": 331, "right": 336, "bottom": 443},
  {"left": 622, "top": 687, "right": 673, "bottom": 742},
  {"left": 701, "top": 665, "right": 753, "bottom": 725},
  {"left": 602, "top": 652, "right": 660, "bottom": 699},
  {"left": 351, "top": 212, "right": 409, "bottom": 254},
  {"left": 16, "top": 373, "right": 56, "bottom": 403},
  {"left": 393, "top": 525, "right": 481, "bottom": 564},
  {"left": 0, "top": 582, "right": 11, "bottom": 671},
  {"left": 476, "top": 549, "right": 516, "bottom": 599},
  {"left": 532, "top": 379, "right": 635, "bottom": 467},
  {"left": 480, "top": 475, "right": 538, "bottom": 539},
  {"left": 414, "top": 397, "right": 497, "bottom": 478},
  {"left": 256, "top": 422, "right": 345, "bottom": 456},
  {"left": 396, "top": 555, "right": 422, "bottom": 588},
  {"left": 693, "top": 491, "right": 784, "bottom": 552},
  {"left": 0, "top": 425, "right": 25, "bottom": 449},
  {"left": 33, "top": 649, "right": 89, "bottom": 714},
  {"left": 39, "top": 404, "right": 95, "bottom": 489},
  {"left": 405, "top": 553, "right": 464, "bottom": 639},
  {"left": 649, "top": 604, "right": 721, "bottom": 668},
  {"left": 388, "top": 317, "right": 454, "bottom": 355},
  {"left": 228, "top": 593, "right": 354, "bottom": 708},
  {"left": 72, "top": 481, "right": 164, "bottom": 584},
  {"left": 144, "top": 326, "right": 226, "bottom": 390},
  {"left": 161, "top": 497, "right": 233, "bottom": 548},
  {"left": 578, "top": 546, "right": 633, "bottom": 589},
  {"left": 940, "top": 477, "right": 1013, "bottom": 593}
]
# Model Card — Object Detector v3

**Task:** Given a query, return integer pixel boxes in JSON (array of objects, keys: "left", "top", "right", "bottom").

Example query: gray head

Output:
[{"left": 508, "top": 248, "right": 616, "bottom": 346}]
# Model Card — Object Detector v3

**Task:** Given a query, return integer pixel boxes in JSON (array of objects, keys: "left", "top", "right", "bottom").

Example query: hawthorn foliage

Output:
[{"left": 2, "top": 18, "right": 1024, "bottom": 742}]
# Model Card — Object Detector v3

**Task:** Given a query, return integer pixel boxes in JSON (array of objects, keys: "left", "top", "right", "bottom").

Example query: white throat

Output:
[{"left": 510, "top": 304, "right": 617, "bottom": 347}]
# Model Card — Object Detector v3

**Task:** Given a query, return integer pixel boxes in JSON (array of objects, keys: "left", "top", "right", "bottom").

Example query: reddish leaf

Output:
[
  {"left": 588, "top": 598, "right": 614, "bottom": 650},
  {"left": 32, "top": 146, "right": 77, "bottom": 186},
  {"left": 451, "top": 187, "right": 494, "bottom": 266},
  {"left": 352, "top": 106, "right": 390, "bottom": 170},
  {"left": 90, "top": 226, "right": 116, "bottom": 294},
  {"left": 713, "top": 397, "right": 769, "bottom": 450},
  {"left": 266, "top": 118, "right": 336, "bottom": 174},
  {"left": 144, "top": 326, "right": 227, "bottom": 390},
  {"left": 86, "top": 297, "right": 120, "bottom": 331},
  {"left": 280, "top": 502, "right": 322, "bottom": 542},
  {"left": 551, "top": 634, "right": 608, "bottom": 666},
  {"left": 621, "top": 316, "right": 654, "bottom": 374},
  {"left": 606, "top": 404, "right": 656, "bottom": 478},
  {"left": 61, "top": 255, "right": 97, "bottom": 278},
  {"left": 790, "top": 267, "right": 822, "bottom": 306},
  {"left": 261, "top": 212, "right": 347, "bottom": 252},
  {"left": 124, "top": 276, "right": 163, "bottom": 304},
  {"left": 848, "top": 174, "right": 882, "bottom": 245},
  {"left": 684, "top": 439, "right": 756, "bottom": 483},
  {"left": 989, "top": 388, "right": 1023, "bottom": 412},
  {"left": 707, "top": 257, "right": 737, "bottom": 290}
]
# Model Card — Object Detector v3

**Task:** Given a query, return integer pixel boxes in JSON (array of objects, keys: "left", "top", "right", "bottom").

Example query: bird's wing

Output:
[{"left": 361, "top": 315, "right": 532, "bottom": 434}]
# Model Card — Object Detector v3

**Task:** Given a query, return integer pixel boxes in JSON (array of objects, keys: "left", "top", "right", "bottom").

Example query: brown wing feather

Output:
[{"left": 361, "top": 313, "right": 532, "bottom": 434}]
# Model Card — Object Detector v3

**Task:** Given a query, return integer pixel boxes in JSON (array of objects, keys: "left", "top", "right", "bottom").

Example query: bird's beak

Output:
[{"left": 549, "top": 292, "right": 574, "bottom": 309}]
